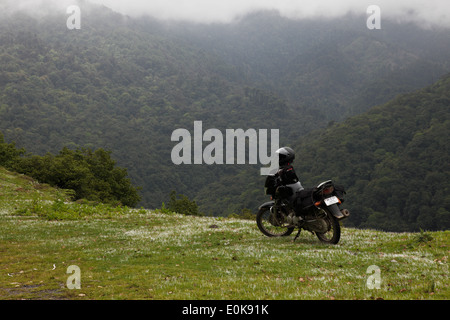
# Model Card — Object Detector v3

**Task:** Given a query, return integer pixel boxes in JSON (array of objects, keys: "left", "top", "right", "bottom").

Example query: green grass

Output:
[{"left": 0, "top": 167, "right": 448, "bottom": 300}]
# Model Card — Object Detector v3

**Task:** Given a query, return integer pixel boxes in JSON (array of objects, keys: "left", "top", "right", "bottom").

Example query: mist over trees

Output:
[{"left": 0, "top": 3, "right": 449, "bottom": 231}]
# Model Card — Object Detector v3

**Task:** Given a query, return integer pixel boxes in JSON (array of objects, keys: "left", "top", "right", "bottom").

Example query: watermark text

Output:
[
  {"left": 66, "top": 265, "right": 81, "bottom": 289},
  {"left": 367, "top": 5, "right": 381, "bottom": 30},
  {"left": 171, "top": 121, "right": 279, "bottom": 175},
  {"left": 66, "top": 5, "right": 81, "bottom": 30}
]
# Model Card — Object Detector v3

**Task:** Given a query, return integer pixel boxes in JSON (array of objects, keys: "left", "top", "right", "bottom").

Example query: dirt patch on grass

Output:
[{"left": 0, "top": 284, "right": 69, "bottom": 300}]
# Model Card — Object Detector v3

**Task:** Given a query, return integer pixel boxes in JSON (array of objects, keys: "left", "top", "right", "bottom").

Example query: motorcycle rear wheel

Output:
[
  {"left": 256, "top": 206, "right": 294, "bottom": 237},
  {"left": 315, "top": 214, "right": 341, "bottom": 244}
]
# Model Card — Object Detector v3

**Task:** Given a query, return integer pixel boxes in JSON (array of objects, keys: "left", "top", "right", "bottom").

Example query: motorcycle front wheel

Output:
[
  {"left": 315, "top": 214, "right": 341, "bottom": 244},
  {"left": 256, "top": 206, "right": 294, "bottom": 237}
]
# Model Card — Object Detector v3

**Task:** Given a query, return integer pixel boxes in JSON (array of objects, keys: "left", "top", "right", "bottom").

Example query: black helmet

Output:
[{"left": 276, "top": 147, "right": 295, "bottom": 166}]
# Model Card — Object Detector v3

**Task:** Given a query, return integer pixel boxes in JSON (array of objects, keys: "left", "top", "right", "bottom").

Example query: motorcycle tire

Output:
[
  {"left": 256, "top": 206, "right": 294, "bottom": 237},
  {"left": 315, "top": 213, "right": 341, "bottom": 244}
]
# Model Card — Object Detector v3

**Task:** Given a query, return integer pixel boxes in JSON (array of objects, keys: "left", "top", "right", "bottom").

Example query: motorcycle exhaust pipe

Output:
[
  {"left": 327, "top": 204, "right": 350, "bottom": 220},
  {"left": 340, "top": 209, "right": 350, "bottom": 219}
]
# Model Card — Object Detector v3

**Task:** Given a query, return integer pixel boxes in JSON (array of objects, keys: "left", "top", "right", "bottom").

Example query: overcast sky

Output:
[{"left": 2, "top": 0, "right": 450, "bottom": 27}]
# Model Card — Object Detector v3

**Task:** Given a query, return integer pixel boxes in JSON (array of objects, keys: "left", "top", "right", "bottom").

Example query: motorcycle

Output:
[{"left": 256, "top": 175, "right": 350, "bottom": 244}]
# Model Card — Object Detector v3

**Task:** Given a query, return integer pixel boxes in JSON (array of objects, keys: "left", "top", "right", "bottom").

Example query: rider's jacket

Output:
[
  {"left": 276, "top": 165, "right": 304, "bottom": 201},
  {"left": 278, "top": 164, "right": 299, "bottom": 185}
]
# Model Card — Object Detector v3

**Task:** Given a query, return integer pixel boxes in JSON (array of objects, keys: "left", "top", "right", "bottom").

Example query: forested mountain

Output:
[
  {"left": 196, "top": 74, "right": 450, "bottom": 232},
  {"left": 294, "top": 74, "right": 450, "bottom": 232},
  {"left": 166, "top": 11, "right": 450, "bottom": 118},
  {"left": 0, "top": 2, "right": 449, "bottom": 231},
  {"left": 0, "top": 4, "right": 320, "bottom": 209}
]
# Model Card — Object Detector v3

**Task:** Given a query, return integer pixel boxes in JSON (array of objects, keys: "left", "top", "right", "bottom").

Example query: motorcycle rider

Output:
[{"left": 274, "top": 147, "right": 304, "bottom": 204}]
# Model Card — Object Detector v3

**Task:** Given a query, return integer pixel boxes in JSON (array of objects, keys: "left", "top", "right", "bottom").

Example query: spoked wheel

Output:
[
  {"left": 256, "top": 206, "right": 294, "bottom": 237},
  {"left": 315, "top": 214, "right": 341, "bottom": 244}
]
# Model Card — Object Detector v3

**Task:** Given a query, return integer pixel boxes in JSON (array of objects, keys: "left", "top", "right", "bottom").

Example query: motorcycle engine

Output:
[{"left": 304, "top": 219, "right": 329, "bottom": 233}]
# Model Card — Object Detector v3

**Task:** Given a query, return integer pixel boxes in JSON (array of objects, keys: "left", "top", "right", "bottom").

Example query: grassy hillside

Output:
[{"left": 1, "top": 167, "right": 448, "bottom": 300}]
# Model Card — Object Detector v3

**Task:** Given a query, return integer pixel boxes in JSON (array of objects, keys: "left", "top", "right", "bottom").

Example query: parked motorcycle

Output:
[{"left": 256, "top": 176, "right": 350, "bottom": 244}]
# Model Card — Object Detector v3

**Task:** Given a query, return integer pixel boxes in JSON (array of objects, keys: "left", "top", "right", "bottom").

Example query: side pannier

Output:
[
  {"left": 264, "top": 174, "right": 278, "bottom": 195},
  {"left": 294, "top": 188, "right": 315, "bottom": 214}
]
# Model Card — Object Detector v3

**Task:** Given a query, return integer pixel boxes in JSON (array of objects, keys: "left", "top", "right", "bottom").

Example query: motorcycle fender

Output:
[
  {"left": 328, "top": 203, "right": 346, "bottom": 220},
  {"left": 258, "top": 201, "right": 275, "bottom": 210}
]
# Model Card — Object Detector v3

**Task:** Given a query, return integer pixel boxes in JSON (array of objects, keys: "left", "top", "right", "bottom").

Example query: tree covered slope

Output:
[
  {"left": 0, "top": 3, "right": 449, "bottom": 232},
  {"left": 294, "top": 74, "right": 450, "bottom": 231}
]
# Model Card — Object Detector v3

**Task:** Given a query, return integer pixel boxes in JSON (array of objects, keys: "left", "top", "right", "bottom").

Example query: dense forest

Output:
[
  {"left": 0, "top": 5, "right": 322, "bottom": 209},
  {"left": 0, "top": 132, "right": 140, "bottom": 206},
  {"left": 294, "top": 74, "right": 450, "bottom": 231},
  {"left": 0, "top": 2, "right": 449, "bottom": 231},
  {"left": 196, "top": 75, "right": 450, "bottom": 232}
]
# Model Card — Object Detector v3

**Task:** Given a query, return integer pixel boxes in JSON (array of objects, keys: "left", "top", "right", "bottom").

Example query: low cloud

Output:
[
  {"left": 90, "top": 0, "right": 450, "bottom": 27},
  {"left": 2, "top": 0, "right": 449, "bottom": 27},
  {"left": 1, "top": 0, "right": 74, "bottom": 16}
]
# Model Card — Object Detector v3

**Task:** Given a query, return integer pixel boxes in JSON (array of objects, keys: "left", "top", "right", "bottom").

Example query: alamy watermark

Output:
[
  {"left": 66, "top": 5, "right": 81, "bottom": 30},
  {"left": 171, "top": 121, "right": 279, "bottom": 175},
  {"left": 66, "top": 265, "right": 81, "bottom": 289},
  {"left": 366, "top": 265, "right": 381, "bottom": 289},
  {"left": 367, "top": 5, "right": 381, "bottom": 30}
]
